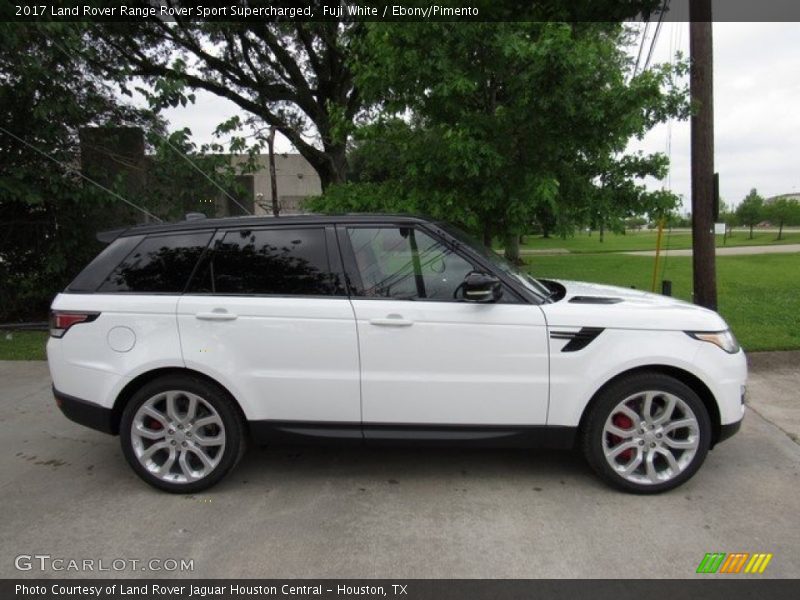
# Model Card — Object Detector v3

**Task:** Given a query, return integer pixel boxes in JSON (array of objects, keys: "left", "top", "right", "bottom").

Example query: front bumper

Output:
[{"left": 53, "top": 387, "right": 116, "bottom": 435}]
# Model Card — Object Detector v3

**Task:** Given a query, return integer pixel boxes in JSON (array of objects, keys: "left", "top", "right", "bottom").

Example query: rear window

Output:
[
  {"left": 188, "top": 227, "right": 339, "bottom": 296},
  {"left": 67, "top": 235, "right": 143, "bottom": 293},
  {"left": 98, "top": 232, "right": 213, "bottom": 293}
]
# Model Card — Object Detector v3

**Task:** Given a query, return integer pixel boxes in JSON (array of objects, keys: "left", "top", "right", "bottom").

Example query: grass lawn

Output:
[
  {"left": 525, "top": 252, "right": 800, "bottom": 352},
  {"left": 511, "top": 229, "right": 800, "bottom": 254},
  {"left": 0, "top": 331, "right": 48, "bottom": 361}
]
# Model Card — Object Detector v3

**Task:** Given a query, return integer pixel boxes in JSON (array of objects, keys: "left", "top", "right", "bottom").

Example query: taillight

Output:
[{"left": 49, "top": 311, "right": 100, "bottom": 338}]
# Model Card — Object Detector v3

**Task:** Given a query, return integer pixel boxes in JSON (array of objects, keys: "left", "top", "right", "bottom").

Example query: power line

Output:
[
  {"left": 0, "top": 124, "right": 163, "bottom": 222},
  {"left": 643, "top": 1, "right": 668, "bottom": 72},
  {"left": 632, "top": 20, "right": 651, "bottom": 80}
]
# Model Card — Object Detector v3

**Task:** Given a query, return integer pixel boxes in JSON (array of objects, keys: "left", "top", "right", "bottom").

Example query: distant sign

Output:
[{"left": 714, "top": 223, "right": 726, "bottom": 235}]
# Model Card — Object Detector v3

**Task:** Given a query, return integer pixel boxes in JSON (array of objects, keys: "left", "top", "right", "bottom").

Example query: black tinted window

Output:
[
  {"left": 99, "top": 232, "right": 212, "bottom": 293},
  {"left": 68, "top": 235, "right": 142, "bottom": 292},
  {"left": 191, "top": 228, "right": 337, "bottom": 296}
]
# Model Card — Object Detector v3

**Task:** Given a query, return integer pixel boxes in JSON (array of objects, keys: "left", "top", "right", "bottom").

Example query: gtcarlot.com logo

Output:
[
  {"left": 696, "top": 552, "right": 773, "bottom": 574},
  {"left": 14, "top": 554, "right": 194, "bottom": 573}
]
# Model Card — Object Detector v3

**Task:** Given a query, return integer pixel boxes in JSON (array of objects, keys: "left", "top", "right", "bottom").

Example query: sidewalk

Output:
[{"left": 624, "top": 243, "right": 800, "bottom": 257}]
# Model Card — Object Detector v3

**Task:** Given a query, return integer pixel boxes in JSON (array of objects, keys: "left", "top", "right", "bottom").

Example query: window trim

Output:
[
  {"left": 183, "top": 224, "right": 349, "bottom": 299},
  {"left": 337, "top": 223, "right": 528, "bottom": 304}
]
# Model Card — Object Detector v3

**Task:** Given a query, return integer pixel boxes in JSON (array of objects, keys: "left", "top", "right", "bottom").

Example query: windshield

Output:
[{"left": 436, "top": 222, "right": 552, "bottom": 299}]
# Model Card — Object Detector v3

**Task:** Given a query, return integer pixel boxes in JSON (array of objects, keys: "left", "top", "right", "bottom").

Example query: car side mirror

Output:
[{"left": 462, "top": 271, "right": 503, "bottom": 303}]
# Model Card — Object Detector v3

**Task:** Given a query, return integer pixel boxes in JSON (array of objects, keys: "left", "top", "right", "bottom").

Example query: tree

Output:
[
  {"left": 717, "top": 199, "right": 737, "bottom": 242},
  {"left": 765, "top": 197, "right": 800, "bottom": 241},
  {"left": 312, "top": 20, "right": 687, "bottom": 262},
  {"left": 92, "top": 17, "right": 363, "bottom": 188},
  {"left": 0, "top": 21, "right": 158, "bottom": 321},
  {"left": 581, "top": 153, "right": 673, "bottom": 242},
  {"left": 736, "top": 188, "right": 764, "bottom": 239}
]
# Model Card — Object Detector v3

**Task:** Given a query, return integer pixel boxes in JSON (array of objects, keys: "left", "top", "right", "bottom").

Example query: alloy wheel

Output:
[
  {"left": 602, "top": 390, "right": 700, "bottom": 486},
  {"left": 130, "top": 390, "right": 226, "bottom": 484}
]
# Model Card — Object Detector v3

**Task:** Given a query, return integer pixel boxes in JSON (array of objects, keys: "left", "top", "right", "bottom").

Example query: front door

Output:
[{"left": 341, "top": 225, "right": 549, "bottom": 434}]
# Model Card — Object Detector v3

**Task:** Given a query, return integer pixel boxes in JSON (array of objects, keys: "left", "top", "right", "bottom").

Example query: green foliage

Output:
[
  {"left": 0, "top": 22, "right": 157, "bottom": 321},
  {"left": 736, "top": 189, "right": 764, "bottom": 238},
  {"left": 764, "top": 196, "right": 800, "bottom": 240},
  {"left": 339, "top": 21, "right": 688, "bottom": 258}
]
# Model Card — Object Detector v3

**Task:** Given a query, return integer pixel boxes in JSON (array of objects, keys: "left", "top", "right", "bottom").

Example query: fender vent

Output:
[
  {"left": 569, "top": 296, "right": 623, "bottom": 304},
  {"left": 550, "top": 327, "right": 605, "bottom": 352}
]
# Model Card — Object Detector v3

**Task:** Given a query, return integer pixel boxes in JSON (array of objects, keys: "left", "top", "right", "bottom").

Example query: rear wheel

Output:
[
  {"left": 120, "top": 374, "right": 245, "bottom": 493},
  {"left": 581, "top": 373, "right": 711, "bottom": 493}
]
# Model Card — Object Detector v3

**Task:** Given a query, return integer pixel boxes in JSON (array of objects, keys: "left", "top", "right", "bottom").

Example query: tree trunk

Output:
[
  {"left": 503, "top": 232, "right": 521, "bottom": 265},
  {"left": 482, "top": 223, "right": 492, "bottom": 248},
  {"left": 749, "top": 224, "right": 754, "bottom": 239},
  {"left": 599, "top": 221, "right": 605, "bottom": 243},
  {"left": 778, "top": 221, "right": 784, "bottom": 241}
]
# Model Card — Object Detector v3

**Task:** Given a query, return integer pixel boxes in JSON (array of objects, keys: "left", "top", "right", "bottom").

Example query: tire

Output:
[
  {"left": 581, "top": 372, "right": 712, "bottom": 494},
  {"left": 120, "top": 374, "right": 246, "bottom": 493}
]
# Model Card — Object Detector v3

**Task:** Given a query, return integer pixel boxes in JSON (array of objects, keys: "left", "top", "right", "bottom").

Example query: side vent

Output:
[
  {"left": 569, "top": 296, "right": 623, "bottom": 304},
  {"left": 550, "top": 327, "right": 605, "bottom": 352}
]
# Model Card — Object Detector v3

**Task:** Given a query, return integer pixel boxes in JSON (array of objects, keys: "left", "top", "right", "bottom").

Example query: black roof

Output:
[{"left": 98, "top": 213, "right": 437, "bottom": 243}]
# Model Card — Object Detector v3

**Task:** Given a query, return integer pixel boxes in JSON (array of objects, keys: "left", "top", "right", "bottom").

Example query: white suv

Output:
[{"left": 47, "top": 214, "right": 746, "bottom": 493}]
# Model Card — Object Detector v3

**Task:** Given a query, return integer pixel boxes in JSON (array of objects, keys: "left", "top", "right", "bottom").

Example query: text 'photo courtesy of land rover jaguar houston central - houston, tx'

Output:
[{"left": 47, "top": 214, "right": 746, "bottom": 493}]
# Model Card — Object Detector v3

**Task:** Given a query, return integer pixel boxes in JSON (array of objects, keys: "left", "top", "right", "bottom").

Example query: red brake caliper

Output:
[
  {"left": 611, "top": 413, "right": 634, "bottom": 462},
  {"left": 148, "top": 418, "right": 163, "bottom": 430}
]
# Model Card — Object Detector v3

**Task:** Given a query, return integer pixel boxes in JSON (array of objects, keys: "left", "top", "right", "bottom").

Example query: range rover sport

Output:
[{"left": 47, "top": 214, "right": 746, "bottom": 493}]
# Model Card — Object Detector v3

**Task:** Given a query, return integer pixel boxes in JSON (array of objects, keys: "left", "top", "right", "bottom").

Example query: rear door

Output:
[
  {"left": 341, "top": 224, "right": 550, "bottom": 432},
  {"left": 177, "top": 225, "right": 360, "bottom": 426}
]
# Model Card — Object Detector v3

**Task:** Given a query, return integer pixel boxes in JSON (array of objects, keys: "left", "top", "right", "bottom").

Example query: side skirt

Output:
[{"left": 248, "top": 421, "right": 577, "bottom": 449}]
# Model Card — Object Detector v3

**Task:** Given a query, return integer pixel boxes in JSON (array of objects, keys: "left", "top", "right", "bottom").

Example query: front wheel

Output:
[
  {"left": 120, "top": 374, "right": 245, "bottom": 493},
  {"left": 581, "top": 373, "right": 711, "bottom": 494}
]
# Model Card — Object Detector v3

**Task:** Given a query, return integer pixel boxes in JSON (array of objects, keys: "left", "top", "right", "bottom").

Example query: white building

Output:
[{"left": 225, "top": 153, "right": 322, "bottom": 216}]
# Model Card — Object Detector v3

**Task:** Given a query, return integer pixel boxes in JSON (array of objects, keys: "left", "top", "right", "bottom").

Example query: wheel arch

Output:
[
  {"left": 577, "top": 365, "right": 722, "bottom": 447},
  {"left": 110, "top": 367, "right": 246, "bottom": 435}
]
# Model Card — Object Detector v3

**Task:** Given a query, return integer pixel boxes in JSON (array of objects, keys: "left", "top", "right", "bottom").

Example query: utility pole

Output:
[
  {"left": 267, "top": 126, "right": 280, "bottom": 217},
  {"left": 690, "top": 0, "right": 717, "bottom": 309}
]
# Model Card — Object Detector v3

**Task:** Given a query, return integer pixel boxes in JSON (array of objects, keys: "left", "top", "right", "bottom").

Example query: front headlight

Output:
[{"left": 685, "top": 329, "right": 740, "bottom": 354}]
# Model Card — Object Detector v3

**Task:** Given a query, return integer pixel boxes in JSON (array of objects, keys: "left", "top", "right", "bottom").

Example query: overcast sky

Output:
[{"left": 158, "top": 22, "right": 800, "bottom": 213}]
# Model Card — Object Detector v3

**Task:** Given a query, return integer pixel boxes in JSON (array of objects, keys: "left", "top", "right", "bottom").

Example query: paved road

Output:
[
  {"left": 0, "top": 359, "right": 798, "bottom": 579},
  {"left": 624, "top": 244, "right": 800, "bottom": 257}
]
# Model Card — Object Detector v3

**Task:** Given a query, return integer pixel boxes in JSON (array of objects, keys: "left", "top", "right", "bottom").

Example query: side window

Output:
[
  {"left": 98, "top": 232, "right": 212, "bottom": 293},
  {"left": 67, "top": 235, "right": 142, "bottom": 292},
  {"left": 346, "top": 227, "right": 476, "bottom": 301},
  {"left": 190, "top": 228, "right": 339, "bottom": 296}
]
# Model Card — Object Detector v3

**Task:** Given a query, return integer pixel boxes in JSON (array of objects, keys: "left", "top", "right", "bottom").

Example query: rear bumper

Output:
[
  {"left": 53, "top": 387, "right": 116, "bottom": 435},
  {"left": 717, "top": 419, "right": 742, "bottom": 445}
]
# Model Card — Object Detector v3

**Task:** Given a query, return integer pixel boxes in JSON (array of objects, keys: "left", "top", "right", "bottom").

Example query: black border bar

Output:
[
  {"left": 4, "top": 0, "right": 800, "bottom": 23},
  {"left": 5, "top": 579, "right": 800, "bottom": 600}
]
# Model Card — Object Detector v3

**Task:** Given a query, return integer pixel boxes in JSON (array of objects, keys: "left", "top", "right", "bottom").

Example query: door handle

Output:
[
  {"left": 369, "top": 315, "right": 413, "bottom": 327},
  {"left": 195, "top": 310, "right": 238, "bottom": 321}
]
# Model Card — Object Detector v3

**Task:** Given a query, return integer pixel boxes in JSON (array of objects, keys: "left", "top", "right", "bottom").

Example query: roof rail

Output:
[{"left": 185, "top": 212, "right": 207, "bottom": 221}]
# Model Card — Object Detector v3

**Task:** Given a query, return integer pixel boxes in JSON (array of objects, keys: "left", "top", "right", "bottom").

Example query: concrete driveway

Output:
[{"left": 0, "top": 359, "right": 798, "bottom": 579}]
